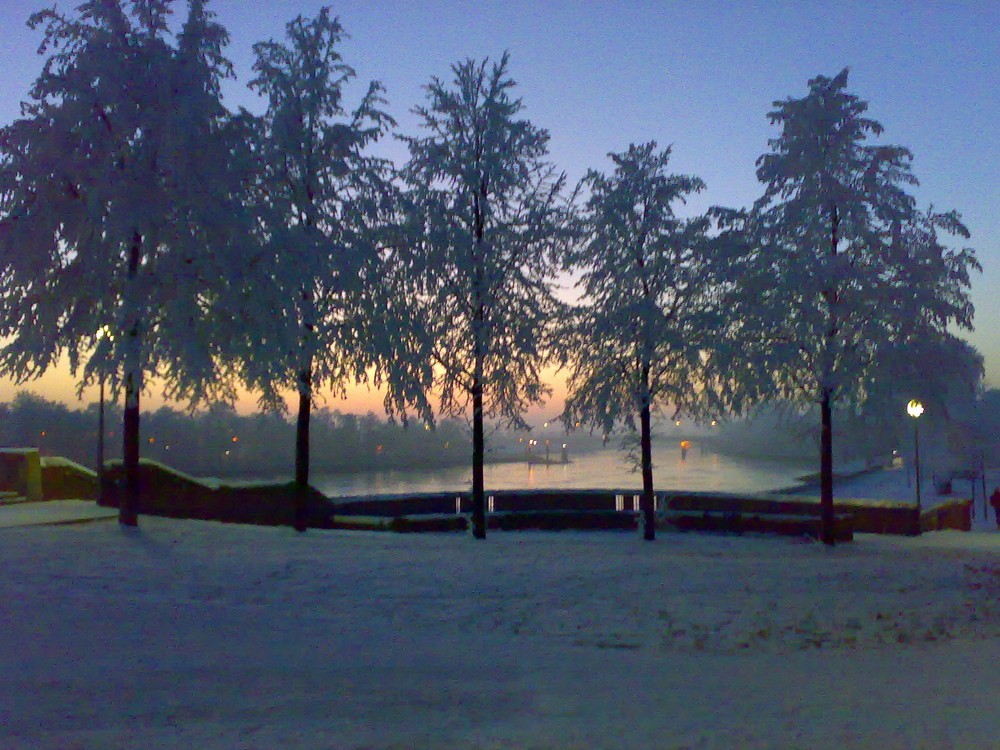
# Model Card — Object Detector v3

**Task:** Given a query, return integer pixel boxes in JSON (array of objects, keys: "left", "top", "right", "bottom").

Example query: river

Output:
[{"left": 310, "top": 441, "right": 813, "bottom": 498}]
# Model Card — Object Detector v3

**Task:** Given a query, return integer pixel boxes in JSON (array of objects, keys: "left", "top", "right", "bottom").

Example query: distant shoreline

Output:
[{"left": 203, "top": 452, "right": 573, "bottom": 482}]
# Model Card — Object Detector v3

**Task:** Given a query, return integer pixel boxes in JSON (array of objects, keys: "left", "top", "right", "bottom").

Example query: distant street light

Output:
[{"left": 907, "top": 399, "right": 924, "bottom": 515}]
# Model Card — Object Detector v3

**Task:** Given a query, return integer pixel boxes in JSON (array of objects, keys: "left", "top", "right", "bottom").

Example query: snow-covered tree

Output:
[
  {"left": 402, "top": 53, "right": 572, "bottom": 539},
  {"left": 729, "top": 69, "right": 979, "bottom": 543},
  {"left": 560, "top": 142, "right": 725, "bottom": 540},
  {"left": 845, "top": 333, "right": 983, "bottom": 464},
  {"left": 239, "top": 9, "right": 431, "bottom": 531},
  {"left": 0, "top": 0, "right": 241, "bottom": 526}
]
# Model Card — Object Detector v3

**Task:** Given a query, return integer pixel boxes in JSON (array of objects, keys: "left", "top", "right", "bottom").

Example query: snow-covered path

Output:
[
  {"left": 2, "top": 518, "right": 999, "bottom": 749},
  {"left": 0, "top": 499, "right": 118, "bottom": 528}
]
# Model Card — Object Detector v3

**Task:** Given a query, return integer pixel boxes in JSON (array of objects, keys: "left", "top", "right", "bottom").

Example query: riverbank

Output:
[{"left": 802, "top": 464, "right": 1000, "bottom": 530}]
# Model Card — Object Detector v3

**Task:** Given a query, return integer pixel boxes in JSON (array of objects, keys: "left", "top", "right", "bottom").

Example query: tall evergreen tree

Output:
[
  {"left": 402, "top": 53, "right": 572, "bottom": 539},
  {"left": 240, "top": 9, "right": 430, "bottom": 531},
  {"left": 561, "top": 142, "right": 724, "bottom": 540},
  {"left": 0, "top": 0, "right": 240, "bottom": 526},
  {"left": 733, "top": 69, "right": 978, "bottom": 543}
]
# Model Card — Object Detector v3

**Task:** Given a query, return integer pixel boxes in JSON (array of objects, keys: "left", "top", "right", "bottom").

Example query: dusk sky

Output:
[{"left": 1, "top": 0, "right": 997, "bottom": 415}]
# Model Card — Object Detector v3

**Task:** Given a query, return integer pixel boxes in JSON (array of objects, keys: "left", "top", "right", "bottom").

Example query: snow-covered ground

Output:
[
  {"left": 2, "top": 498, "right": 999, "bottom": 749},
  {"left": 0, "top": 499, "right": 117, "bottom": 528}
]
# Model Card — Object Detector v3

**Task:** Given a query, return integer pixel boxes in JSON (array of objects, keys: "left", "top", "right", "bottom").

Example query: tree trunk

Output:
[
  {"left": 820, "top": 387, "right": 834, "bottom": 545},
  {"left": 639, "top": 391, "right": 656, "bottom": 541},
  {"left": 294, "top": 366, "right": 311, "bottom": 533},
  {"left": 471, "top": 289, "right": 486, "bottom": 539},
  {"left": 120, "top": 231, "right": 141, "bottom": 528},
  {"left": 819, "top": 201, "right": 840, "bottom": 546},
  {"left": 471, "top": 373, "right": 486, "bottom": 539},
  {"left": 122, "top": 378, "right": 140, "bottom": 527},
  {"left": 470, "top": 191, "right": 487, "bottom": 540}
]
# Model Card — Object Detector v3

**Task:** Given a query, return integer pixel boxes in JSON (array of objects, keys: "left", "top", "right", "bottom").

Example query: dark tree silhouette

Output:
[
  {"left": 402, "top": 54, "right": 572, "bottom": 538},
  {"left": 0, "top": 0, "right": 240, "bottom": 526},
  {"left": 561, "top": 142, "right": 725, "bottom": 541},
  {"left": 238, "top": 9, "right": 430, "bottom": 531},
  {"left": 732, "top": 69, "right": 979, "bottom": 544}
]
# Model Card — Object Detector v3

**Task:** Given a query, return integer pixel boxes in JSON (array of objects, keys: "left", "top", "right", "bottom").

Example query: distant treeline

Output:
[
  {"left": 0, "top": 392, "right": 475, "bottom": 478},
  {"left": 5, "top": 389, "right": 996, "bottom": 478}
]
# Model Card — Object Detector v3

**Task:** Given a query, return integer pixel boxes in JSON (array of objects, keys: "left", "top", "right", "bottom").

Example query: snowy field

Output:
[{"left": 2, "top": 512, "right": 1000, "bottom": 749}]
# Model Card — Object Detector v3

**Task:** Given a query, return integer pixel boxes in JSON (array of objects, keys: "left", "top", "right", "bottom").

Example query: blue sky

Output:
[{"left": 1, "top": 0, "right": 997, "bottom": 411}]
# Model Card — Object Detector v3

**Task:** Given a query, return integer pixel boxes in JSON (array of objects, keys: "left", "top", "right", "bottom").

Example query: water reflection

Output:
[{"left": 313, "top": 443, "right": 811, "bottom": 499}]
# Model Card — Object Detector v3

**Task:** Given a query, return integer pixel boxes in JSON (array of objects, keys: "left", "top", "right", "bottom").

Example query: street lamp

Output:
[{"left": 906, "top": 399, "right": 924, "bottom": 514}]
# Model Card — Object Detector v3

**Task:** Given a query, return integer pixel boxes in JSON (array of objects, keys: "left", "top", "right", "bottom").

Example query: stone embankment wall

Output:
[{"left": 0, "top": 450, "right": 974, "bottom": 535}]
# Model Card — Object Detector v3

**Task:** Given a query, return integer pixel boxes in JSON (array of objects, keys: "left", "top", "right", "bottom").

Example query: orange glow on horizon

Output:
[{"left": 0, "top": 358, "right": 570, "bottom": 423}]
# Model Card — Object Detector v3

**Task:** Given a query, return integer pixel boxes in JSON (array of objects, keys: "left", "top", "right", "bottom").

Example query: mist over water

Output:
[{"left": 313, "top": 441, "right": 813, "bottom": 498}]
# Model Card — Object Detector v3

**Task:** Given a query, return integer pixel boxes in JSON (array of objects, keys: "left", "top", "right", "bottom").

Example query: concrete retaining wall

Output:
[
  {"left": 100, "top": 460, "right": 335, "bottom": 528},
  {"left": 0, "top": 448, "right": 42, "bottom": 502},
  {"left": 3, "top": 449, "right": 974, "bottom": 536}
]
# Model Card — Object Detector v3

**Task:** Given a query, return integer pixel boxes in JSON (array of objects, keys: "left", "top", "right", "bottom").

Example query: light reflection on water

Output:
[{"left": 313, "top": 442, "right": 812, "bottom": 498}]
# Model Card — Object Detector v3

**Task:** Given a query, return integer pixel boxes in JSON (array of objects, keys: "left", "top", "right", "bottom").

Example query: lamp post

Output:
[
  {"left": 906, "top": 399, "right": 924, "bottom": 515},
  {"left": 98, "top": 378, "right": 105, "bottom": 470}
]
